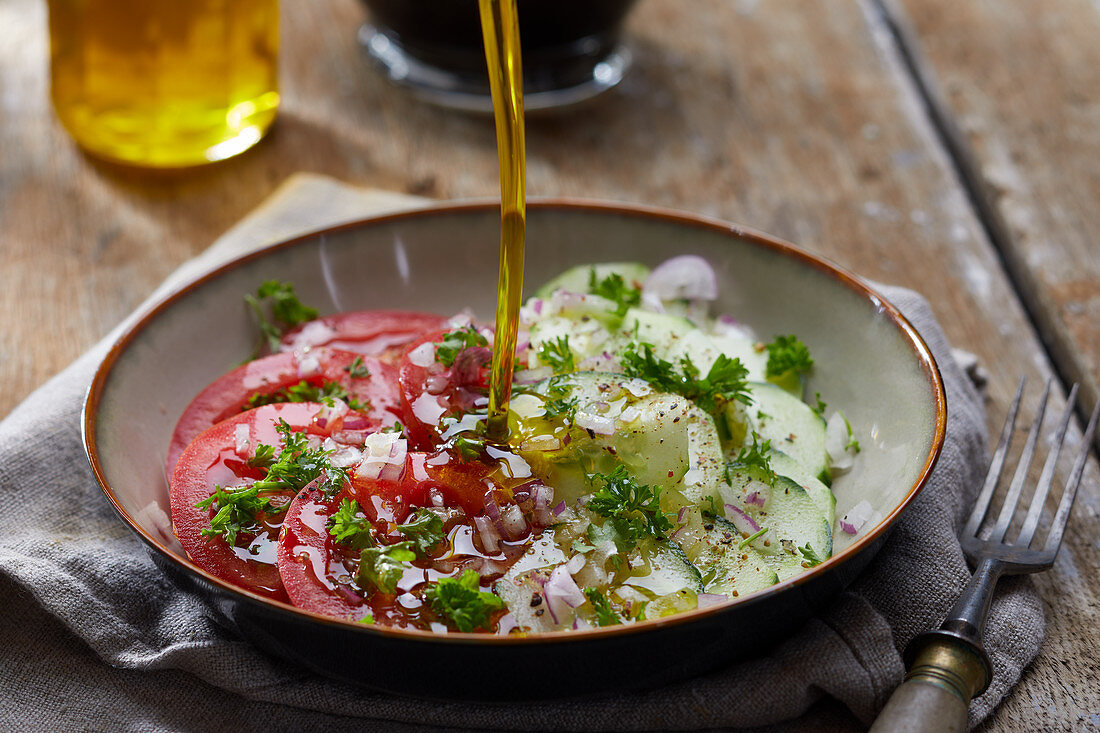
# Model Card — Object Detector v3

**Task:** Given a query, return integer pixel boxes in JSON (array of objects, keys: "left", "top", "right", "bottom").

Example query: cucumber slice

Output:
[
  {"left": 528, "top": 316, "right": 613, "bottom": 366},
  {"left": 493, "top": 530, "right": 570, "bottom": 633},
  {"left": 688, "top": 515, "right": 779, "bottom": 598},
  {"left": 727, "top": 472, "right": 832, "bottom": 581},
  {"left": 534, "top": 262, "right": 651, "bottom": 300},
  {"left": 622, "top": 539, "right": 704, "bottom": 596},
  {"left": 769, "top": 450, "right": 836, "bottom": 524},
  {"left": 666, "top": 330, "right": 768, "bottom": 384},
  {"left": 619, "top": 308, "right": 695, "bottom": 354},
  {"left": 515, "top": 372, "right": 725, "bottom": 510},
  {"left": 728, "top": 382, "right": 828, "bottom": 479}
]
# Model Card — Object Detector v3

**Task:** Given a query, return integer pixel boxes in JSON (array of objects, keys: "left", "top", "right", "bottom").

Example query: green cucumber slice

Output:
[
  {"left": 534, "top": 262, "right": 651, "bottom": 300},
  {"left": 728, "top": 382, "right": 828, "bottom": 479}
]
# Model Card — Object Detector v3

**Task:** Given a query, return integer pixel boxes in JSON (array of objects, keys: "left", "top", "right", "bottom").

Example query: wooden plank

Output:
[
  {"left": 0, "top": 0, "right": 1095, "bottom": 728},
  {"left": 880, "top": 0, "right": 1100, "bottom": 449}
]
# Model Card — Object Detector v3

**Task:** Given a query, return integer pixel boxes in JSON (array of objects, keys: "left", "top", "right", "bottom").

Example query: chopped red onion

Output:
[
  {"left": 565, "top": 554, "right": 586, "bottom": 574},
  {"left": 572, "top": 616, "right": 593, "bottom": 631},
  {"left": 677, "top": 506, "right": 690, "bottom": 523},
  {"left": 644, "top": 255, "right": 719, "bottom": 301},
  {"left": 341, "top": 416, "right": 374, "bottom": 431},
  {"left": 840, "top": 500, "right": 874, "bottom": 535},
  {"left": 697, "top": 593, "right": 729, "bottom": 609},
  {"left": 574, "top": 411, "right": 616, "bottom": 435},
  {"left": 473, "top": 516, "right": 501, "bottom": 553},
  {"left": 531, "top": 482, "right": 555, "bottom": 526},
  {"left": 545, "top": 565, "right": 586, "bottom": 624},
  {"left": 514, "top": 365, "right": 553, "bottom": 385},
  {"left": 746, "top": 489, "right": 767, "bottom": 507},
  {"left": 552, "top": 500, "right": 567, "bottom": 517},
  {"left": 451, "top": 346, "right": 492, "bottom": 386},
  {"left": 724, "top": 504, "right": 760, "bottom": 534},
  {"left": 234, "top": 424, "right": 250, "bottom": 456},
  {"left": 407, "top": 341, "right": 436, "bottom": 367},
  {"left": 499, "top": 504, "right": 528, "bottom": 540}
]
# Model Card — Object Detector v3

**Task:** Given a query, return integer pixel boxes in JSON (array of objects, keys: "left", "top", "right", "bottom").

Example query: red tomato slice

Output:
[
  {"left": 279, "top": 311, "right": 449, "bottom": 363},
  {"left": 166, "top": 348, "right": 401, "bottom": 477},
  {"left": 170, "top": 402, "right": 359, "bottom": 601},
  {"left": 397, "top": 330, "right": 492, "bottom": 449}
]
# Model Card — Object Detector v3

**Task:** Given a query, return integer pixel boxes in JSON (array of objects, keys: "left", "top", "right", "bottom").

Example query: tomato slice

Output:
[
  {"left": 397, "top": 330, "right": 492, "bottom": 449},
  {"left": 279, "top": 311, "right": 449, "bottom": 363},
  {"left": 166, "top": 347, "right": 401, "bottom": 477},
  {"left": 170, "top": 402, "right": 358, "bottom": 601}
]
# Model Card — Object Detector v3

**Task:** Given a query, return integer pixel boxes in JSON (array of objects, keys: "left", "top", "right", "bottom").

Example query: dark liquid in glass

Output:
[{"left": 360, "top": 0, "right": 638, "bottom": 109}]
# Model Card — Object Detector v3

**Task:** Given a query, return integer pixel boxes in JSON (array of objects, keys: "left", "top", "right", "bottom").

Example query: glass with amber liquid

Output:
[{"left": 48, "top": 0, "right": 280, "bottom": 168}]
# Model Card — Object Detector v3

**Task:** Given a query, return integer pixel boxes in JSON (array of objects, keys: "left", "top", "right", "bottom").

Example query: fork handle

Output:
[{"left": 868, "top": 633, "right": 990, "bottom": 732}]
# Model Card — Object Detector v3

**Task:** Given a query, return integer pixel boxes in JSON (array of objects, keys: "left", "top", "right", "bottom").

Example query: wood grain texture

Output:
[
  {"left": 881, "top": 0, "right": 1100, "bottom": 448},
  {"left": 0, "top": 0, "right": 1096, "bottom": 729}
]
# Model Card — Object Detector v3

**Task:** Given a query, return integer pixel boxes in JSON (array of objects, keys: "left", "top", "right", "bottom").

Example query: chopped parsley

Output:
[
  {"left": 245, "top": 280, "right": 319, "bottom": 356},
  {"left": 197, "top": 420, "right": 347, "bottom": 545},
  {"left": 327, "top": 498, "right": 373, "bottom": 548},
  {"left": 195, "top": 484, "right": 283, "bottom": 547},
  {"left": 344, "top": 356, "right": 370, "bottom": 379},
  {"left": 382, "top": 421, "right": 406, "bottom": 436},
  {"left": 765, "top": 335, "right": 814, "bottom": 384},
  {"left": 537, "top": 335, "right": 576, "bottom": 375},
  {"left": 583, "top": 587, "right": 622, "bottom": 626},
  {"left": 434, "top": 326, "right": 488, "bottom": 367},
  {"left": 840, "top": 411, "right": 861, "bottom": 453},
  {"left": 799, "top": 543, "right": 827, "bottom": 567},
  {"left": 245, "top": 379, "right": 369, "bottom": 412},
  {"left": 587, "top": 465, "right": 673, "bottom": 550},
  {"left": 357, "top": 541, "right": 416, "bottom": 595},
  {"left": 541, "top": 377, "right": 579, "bottom": 422},
  {"left": 394, "top": 508, "right": 446, "bottom": 556},
  {"left": 728, "top": 433, "right": 776, "bottom": 485},
  {"left": 811, "top": 392, "right": 827, "bottom": 417},
  {"left": 620, "top": 342, "right": 750, "bottom": 417},
  {"left": 424, "top": 569, "right": 506, "bottom": 632},
  {"left": 452, "top": 434, "right": 488, "bottom": 461},
  {"left": 588, "top": 269, "right": 641, "bottom": 316}
]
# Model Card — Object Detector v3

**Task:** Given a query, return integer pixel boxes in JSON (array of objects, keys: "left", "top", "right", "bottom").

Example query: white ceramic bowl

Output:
[{"left": 84, "top": 200, "right": 945, "bottom": 698}]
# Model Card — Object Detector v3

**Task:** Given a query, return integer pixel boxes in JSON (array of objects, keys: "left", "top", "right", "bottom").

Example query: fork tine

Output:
[
  {"left": 988, "top": 378, "right": 1052, "bottom": 543},
  {"left": 1043, "top": 397, "right": 1100, "bottom": 555},
  {"left": 964, "top": 377, "right": 1026, "bottom": 538},
  {"left": 1016, "top": 384, "right": 1078, "bottom": 547}
]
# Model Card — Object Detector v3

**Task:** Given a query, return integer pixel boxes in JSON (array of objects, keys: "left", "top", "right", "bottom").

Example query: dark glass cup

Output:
[{"left": 359, "top": 0, "right": 638, "bottom": 111}]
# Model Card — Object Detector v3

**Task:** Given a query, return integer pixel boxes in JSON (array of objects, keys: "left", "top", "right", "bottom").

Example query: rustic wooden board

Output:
[
  {"left": 881, "top": 0, "right": 1100, "bottom": 446},
  {"left": 0, "top": 0, "right": 1096, "bottom": 729}
]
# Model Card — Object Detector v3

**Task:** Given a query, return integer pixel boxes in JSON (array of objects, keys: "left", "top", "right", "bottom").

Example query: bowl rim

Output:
[{"left": 83, "top": 197, "right": 947, "bottom": 645}]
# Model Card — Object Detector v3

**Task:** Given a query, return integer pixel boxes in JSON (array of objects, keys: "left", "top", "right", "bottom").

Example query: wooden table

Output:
[{"left": 2, "top": 0, "right": 1097, "bottom": 729}]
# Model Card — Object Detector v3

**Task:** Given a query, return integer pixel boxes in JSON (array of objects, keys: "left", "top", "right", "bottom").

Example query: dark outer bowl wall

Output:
[
  {"left": 148, "top": 528, "right": 887, "bottom": 700},
  {"left": 85, "top": 200, "right": 945, "bottom": 700}
]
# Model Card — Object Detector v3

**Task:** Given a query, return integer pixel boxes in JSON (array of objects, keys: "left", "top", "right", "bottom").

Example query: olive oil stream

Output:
[{"left": 479, "top": 0, "right": 527, "bottom": 441}]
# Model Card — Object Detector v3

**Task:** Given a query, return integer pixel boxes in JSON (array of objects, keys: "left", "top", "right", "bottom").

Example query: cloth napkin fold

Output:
[{"left": 0, "top": 174, "right": 1043, "bottom": 731}]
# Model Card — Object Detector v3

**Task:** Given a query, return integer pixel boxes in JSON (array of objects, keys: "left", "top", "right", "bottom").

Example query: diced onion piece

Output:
[
  {"left": 643, "top": 255, "right": 719, "bottom": 301},
  {"left": 354, "top": 432, "right": 405, "bottom": 481},
  {"left": 572, "top": 616, "right": 593, "bottom": 631},
  {"left": 473, "top": 516, "right": 501, "bottom": 553},
  {"left": 499, "top": 503, "right": 527, "bottom": 540},
  {"left": 839, "top": 500, "right": 874, "bottom": 535},
  {"left": 315, "top": 399, "right": 349, "bottom": 431},
  {"left": 745, "top": 481, "right": 769, "bottom": 507},
  {"left": 825, "top": 411, "right": 857, "bottom": 471},
  {"left": 618, "top": 405, "right": 641, "bottom": 425},
  {"left": 697, "top": 593, "right": 729, "bottom": 609},
  {"left": 445, "top": 310, "right": 474, "bottom": 329},
  {"left": 514, "top": 366, "right": 553, "bottom": 386},
  {"left": 565, "top": 554, "right": 586, "bottom": 575},
  {"left": 574, "top": 411, "right": 615, "bottom": 436},
  {"left": 234, "top": 424, "right": 250, "bottom": 456},
  {"left": 323, "top": 437, "right": 363, "bottom": 468},
  {"left": 411, "top": 392, "right": 447, "bottom": 426},
  {"left": 724, "top": 504, "right": 760, "bottom": 534},
  {"left": 520, "top": 434, "right": 562, "bottom": 452},
  {"left": 295, "top": 350, "right": 322, "bottom": 378},
  {"left": 545, "top": 565, "right": 586, "bottom": 624},
  {"left": 408, "top": 341, "right": 436, "bottom": 367}
]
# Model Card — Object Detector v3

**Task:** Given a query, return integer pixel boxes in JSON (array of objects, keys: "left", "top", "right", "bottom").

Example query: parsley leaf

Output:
[
  {"left": 583, "top": 587, "right": 622, "bottom": 627},
  {"left": 245, "top": 379, "right": 369, "bottom": 412},
  {"left": 799, "top": 543, "right": 827, "bottom": 567},
  {"left": 245, "top": 280, "right": 319, "bottom": 356},
  {"left": 197, "top": 419, "right": 347, "bottom": 545},
  {"left": 536, "top": 336, "right": 576, "bottom": 375},
  {"left": 424, "top": 569, "right": 506, "bottom": 632},
  {"left": 620, "top": 342, "right": 750, "bottom": 417},
  {"left": 434, "top": 326, "right": 488, "bottom": 367},
  {"left": 452, "top": 434, "right": 487, "bottom": 461},
  {"left": 195, "top": 484, "right": 283, "bottom": 546},
  {"left": 728, "top": 432, "right": 776, "bottom": 485},
  {"left": 327, "top": 498, "right": 374, "bottom": 548},
  {"left": 811, "top": 392, "right": 827, "bottom": 417},
  {"left": 383, "top": 421, "right": 406, "bottom": 436},
  {"left": 588, "top": 269, "right": 641, "bottom": 316},
  {"left": 357, "top": 541, "right": 416, "bottom": 595},
  {"left": 394, "top": 508, "right": 446, "bottom": 556},
  {"left": 587, "top": 465, "right": 673, "bottom": 550},
  {"left": 541, "top": 377, "right": 579, "bottom": 423},
  {"left": 344, "top": 356, "right": 370, "bottom": 379},
  {"left": 765, "top": 335, "right": 814, "bottom": 384}
]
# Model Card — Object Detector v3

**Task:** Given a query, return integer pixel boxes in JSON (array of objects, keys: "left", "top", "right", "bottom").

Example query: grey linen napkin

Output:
[{"left": 0, "top": 175, "right": 1043, "bottom": 731}]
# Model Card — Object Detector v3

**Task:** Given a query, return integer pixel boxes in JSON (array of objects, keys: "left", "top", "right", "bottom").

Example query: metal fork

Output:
[{"left": 870, "top": 378, "right": 1100, "bottom": 733}]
